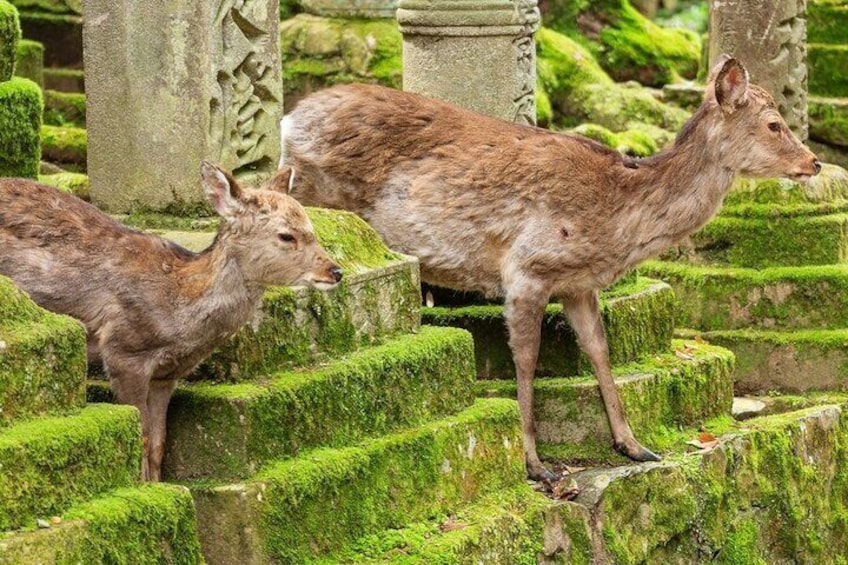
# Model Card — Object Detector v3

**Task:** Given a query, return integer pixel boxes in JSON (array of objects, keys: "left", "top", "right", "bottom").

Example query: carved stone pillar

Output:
[
  {"left": 300, "top": 0, "right": 398, "bottom": 18},
  {"left": 397, "top": 0, "right": 540, "bottom": 125},
  {"left": 708, "top": 0, "right": 809, "bottom": 140},
  {"left": 84, "top": 0, "right": 282, "bottom": 212}
]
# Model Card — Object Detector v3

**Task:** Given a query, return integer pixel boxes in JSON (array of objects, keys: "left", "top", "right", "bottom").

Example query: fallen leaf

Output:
[
  {"left": 674, "top": 350, "right": 695, "bottom": 361},
  {"left": 551, "top": 478, "right": 580, "bottom": 501},
  {"left": 439, "top": 515, "right": 469, "bottom": 532},
  {"left": 698, "top": 431, "right": 717, "bottom": 443}
]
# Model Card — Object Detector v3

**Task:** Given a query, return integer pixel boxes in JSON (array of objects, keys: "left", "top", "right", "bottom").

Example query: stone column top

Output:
[{"left": 398, "top": 0, "right": 522, "bottom": 30}]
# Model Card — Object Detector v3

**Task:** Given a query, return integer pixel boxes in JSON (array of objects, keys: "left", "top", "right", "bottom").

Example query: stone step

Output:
[
  {"left": 190, "top": 398, "right": 524, "bottom": 565},
  {"left": 671, "top": 212, "right": 848, "bottom": 268},
  {"left": 809, "top": 43, "right": 848, "bottom": 98},
  {"left": 0, "top": 484, "right": 203, "bottom": 564},
  {"left": 641, "top": 260, "right": 848, "bottom": 331},
  {"left": 0, "top": 404, "right": 142, "bottom": 532},
  {"left": 148, "top": 207, "right": 421, "bottom": 382},
  {"left": 0, "top": 275, "right": 86, "bottom": 427},
  {"left": 316, "top": 486, "right": 583, "bottom": 564},
  {"left": 565, "top": 401, "right": 848, "bottom": 563},
  {"left": 810, "top": 95, "right": 848, "bottom": 149},
  {"left": 422, "top": 277, "right": 676, "bottom": 380},
  {"left": 678, "top": 327, "right": 848, "bottom": 395},
  {"left": 721, "top": 163, "right": 848, "bottom": 207},
  {"left": 476, "top": 340, "right": 735, "bottom": 465}
]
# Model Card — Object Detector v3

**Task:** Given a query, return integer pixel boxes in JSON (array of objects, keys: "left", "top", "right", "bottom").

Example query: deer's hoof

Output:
[
  {"left": 528, "top": 466, "right": 560, "bottom": 483},
  {"left": 614, "top": 441, "right": 662, "bottom": 462}
]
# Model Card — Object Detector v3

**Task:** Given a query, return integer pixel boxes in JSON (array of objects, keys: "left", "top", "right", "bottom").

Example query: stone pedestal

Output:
[
  {"left": 301, "top": 0, "right": 398, "bottom": 18},
  {"left": 708, "top": 0, "right": 809, "bottom": 140},
  {"left": 83, "top": 0, "right": 282, "bottom": 213},
  {"left": 397, "top": 0, "right": 540, "bottom": 125}
]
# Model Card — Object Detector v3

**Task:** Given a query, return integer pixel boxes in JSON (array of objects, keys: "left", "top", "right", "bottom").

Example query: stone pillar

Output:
[
  {"left": 300, "top": 0, "right": 398, "bottom": 18},
  {"left": 397, "top": 0, "right": 540, "bottom": 125},
  {"left": 83, "top": 0, "right": 282, "bottom": 213},
  {"left": 708, "top": 0, "right": 809, "bottom": 140}
]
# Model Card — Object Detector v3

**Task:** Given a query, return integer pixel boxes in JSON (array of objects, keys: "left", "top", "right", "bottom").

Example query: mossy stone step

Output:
[
  {"left": 721, "top": 164, "right": 848, "bottom": 207},
  {"left": 567, "top": 402, "right": 848, "bottom": 563},
  {"left": 150, "top": 326, "right": 475, "bottom": 481},
  {"left": 191, "top": 398, "right": 524, "bottom": 565},
  {"left": 808, "top": 43, "right": 848, "bottom": 98},
  {"left": 477, "top": 340, "right": 735, "bottom": 465},
  {"left": 810, "top": 96, "right": 848, "bottom": 149},
  {"left": 678, "top": 328, "right": 848, "bottom": 395},
  {"left": 154, "top": 207, "right": 421, "bottom": 381},
  {"left": 318, "top": 486, "right": 592, "bottom": 564},
  {"left": 0, "top": 404, "right": 141, "bottom": 532},
  {"left": 642, "top": 260, "right": 848, "bottom": 331},
  {"left": 422, "top": 278, "right": 675, "bottom": 380},
  {"left": 0, "top": 276, "right": 86, "bottom": 427},
  {"left": 808, "top": 0, "right": 848, "bottom": 45},
  {"left": 0, "top": 484, "right": 203, "bottom": 564}
]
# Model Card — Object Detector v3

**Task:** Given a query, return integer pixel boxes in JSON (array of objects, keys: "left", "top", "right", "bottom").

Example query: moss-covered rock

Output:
[
  {"left": 160, "top": 327, "right": 476, "bottom": 481},
  {"left": 536, "top": 26, "right": 690, "bottom": 132},
  {"left": 571, "top": 122, "right": 664, "bottom": 157},
  {"left": 683, "top": 328, "right": 848, "bottom": 395},
  {"left": 42, "top": 88, "right": 85, "bottom": 128},
  {"left": 191, "top": 398, "right": 524, "bottom": 564},
  {"left": 280, "top": 13, "right": 402, "bottom": 112},
  {"left": 810, "top": 96, "right": 848, "bottom": 149},
  {"left": 808, "top": 0, "right": 848, "bottom": 45},
  {"left": 40, "top": 124, "right": 85, "bottom": 170},
  {"left": 0, "top": 276, "right": 86, "bottom": 427},
  {"left": 542, "top": 0, "right": 701, "bottom": 87},
  {"left": 13, "top": 38, "right": 41, "bottom": 87},
  {"left": 0, "top": 0, "right": 20, "bottom": 82},
  {"left": 423, "top": 278, "right": 676, "bottom": 380},
  {"left": 0, "top": 76, "right": 41, "bottom": 179},
  {"left": 641, "top": 261, "right": 848, "bottom": 331},
  {"left": 478, "top": 340, "right": 735, "bottom": 465},
  {"left": 722, "top": 164, "right": 848, "bottom": 209},
  {"left": 808, "top": 43, "right": 848, "bottom": 99},
  {"left": 0, "top": 484, "right": 204, "bottom": 564},
  {"left": 37, "top": 171, "right": 89, "bottom": 200},
  {"left": 0, "top": 404, "right": 142, "bottom": 531}
]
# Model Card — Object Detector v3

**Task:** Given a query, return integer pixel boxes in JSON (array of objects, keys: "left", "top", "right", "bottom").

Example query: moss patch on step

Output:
[
  {"left": 808, "top": 1, "right": 848, "bottom": 44},
  {"left": 42, "top": 89, "right": 85, "bottom": 128},
  {"left": 641, "top": 261, "right": 848, "bottom": 331},
  {"left": 0, "top": 275, "right": 87, "bottom": 426},
  {"left": 808, "top": 43, "right": 848, "bottom": 98},
  {"left": 0, "top": 76, "right": 41, "bottom": 179},
  {"left": 722, "top": 164, "right": 848, "bottom": 208},
  {"left": 423, "top": 278, "right": 675, "bottom": 380},
  {"left": 165, "top": 327, "right": 476, "bottom": 481},
  {"left": 13, "top": 38, "right": 41, "bottom": 87},
  {"left": 40, "top": 123, "right": 85, "bottom": 170},
  {"left": 0, "top": 404, "right": 142, "bottom": 531},
  {"left": 38, "top": 170, "right": 89, "bottom": 200},
  {"left": 192, "top": 398, "right": 524, "bottom": 564},
  {"left": 0, "top": 484, "right": 203, "bottom": 564},
  {"left": 478, "top": 340, "right": 734, "bottom": 465},
  {"left": 0, "top": 0, "right": 20, "bottom": 82},
  {"left": 682, "top": 328, "right": 848, "bottom": 394}
]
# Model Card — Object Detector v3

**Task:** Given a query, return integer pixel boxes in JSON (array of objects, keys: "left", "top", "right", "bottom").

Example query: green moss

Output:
[
  {"left": 808, "top": 43, "right": 848, "bottom": 98},
  {"left": 165, "top": 327, "right": 476, "bottom": 481},
  {"left": 40, "top": 123, "right": 86, "bottom": 168},
  {"left": 423, "top": 277, "right": 675, "bottom": 380},
  {"left": 38, "top": 171, "right": 89, "bottom": 200},
  {"left": 0, "top": 76, "right": 41, "bottom": 179},
  {"left": 6, "top": 0, "right": 81, "bottom": 14},
  {"left": 13, "top": 38, "right": 41, "bottom": 87},
  {"left": 809, "top": 97, "right": 848, "bottom": 148},
  {"left": 571, "top": 122, "right": 659, "bottom": 157},
  {"left": 42, "top": 67, "right": 84, "bottom": 93},
  {"left": 808, "top": 2, "right": 848, "bottom": 45},
  {"left": 42, "top": 89, "right": 85, "bottom": 128},
  {"left": 0, "top": 0, "right": 20, "bottom": 82},
  {"left": 0, "top": 404, "right": 142, "bottom": 531},
  {"left": 723, "top": 165, "right": 848, "bottom": 206},
  {"left": 308, "top": 207, "right": 403, "bottom": 273}
]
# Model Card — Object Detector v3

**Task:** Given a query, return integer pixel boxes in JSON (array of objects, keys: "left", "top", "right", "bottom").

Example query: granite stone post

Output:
[
  {"left": 83, "top": 0, "right": 282, "bottom": 212},
  {"left": 397, "top": 0, "right": 541, "bottom": 125},
  {"left": 709, "top": 0, "right": 809, "bottom": 140}
]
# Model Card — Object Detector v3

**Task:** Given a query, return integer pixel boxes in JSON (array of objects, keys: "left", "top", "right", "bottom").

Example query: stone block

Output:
[
  {"left": 0, "top": 76, "right": 41, "bottom": 178},
  {"left": 40, "top": 124, "right": 85, "bottom": 170},
  {"left": 42, "top": 67, "right": 82, "bottom": 93},
  {"left": 84, "top": 0, "right": 282, "bottom": 212},
  {"left": 190, "top": 398, "right": 524, "bottom": 565}
]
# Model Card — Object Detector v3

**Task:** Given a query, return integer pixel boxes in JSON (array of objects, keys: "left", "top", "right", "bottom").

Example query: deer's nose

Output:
[
  {"left": 330, "top": 266, "right": 343, "bottom": 282},
  {"left": 813, "top": 160, "right": 822, "bottom": 175}
]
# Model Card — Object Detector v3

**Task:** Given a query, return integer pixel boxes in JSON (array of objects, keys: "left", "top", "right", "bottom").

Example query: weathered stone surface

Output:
[
  {"left": 709, "top": 0, "right": 810, "bottom": 139},
  {"left": 398, "top": 0, "right": 540, "bottom": 125},
  {"left": 84, "top": 0, "right": 282, "bottom": 212},
  {"left": 301, "top": 0, "right": 398, "bottom": 18},
  {"left": 423, "top": 278, "right": 676, "bottom": 380}
]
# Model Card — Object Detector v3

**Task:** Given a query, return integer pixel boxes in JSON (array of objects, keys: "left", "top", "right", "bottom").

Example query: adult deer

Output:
[
  {"left": 0, "top": 163, "right": 342, "bottom": 481},
  {"left": 279, "top": 56, "right": 820, "bottom": 480}
]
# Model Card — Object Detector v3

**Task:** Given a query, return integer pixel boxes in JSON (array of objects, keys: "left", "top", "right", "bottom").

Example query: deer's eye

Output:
[
  {"left": 768, "top": 122, "right": 782, "bottom": 132},
  {"left": 278, "top": 233, "right": 295, "bottom": 243}
]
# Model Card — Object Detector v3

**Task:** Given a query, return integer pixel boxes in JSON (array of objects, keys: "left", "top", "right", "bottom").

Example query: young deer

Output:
[
  {"left": 280, "top": 55, "right": 820, "bottom": 481},
  {"left": 0, "top": 162, "right": 342, "bottom": 481}
]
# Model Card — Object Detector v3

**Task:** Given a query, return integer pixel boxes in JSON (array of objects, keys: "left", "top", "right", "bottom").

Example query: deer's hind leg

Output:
[
  {"left": 146, "top": 378, "right": 178, "bottom": 482},
  {"left": 107, "top": 365, "right": 154, "bottom": 480},
  {"left": 560, "top": 290, "right": 660, "bottom": 462}
]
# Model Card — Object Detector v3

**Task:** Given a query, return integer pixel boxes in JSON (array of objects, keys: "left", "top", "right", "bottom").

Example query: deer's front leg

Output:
[
  {"left": 504, "top": 279, "right": 558, "bottom": 482},
  {"left": 146, "top": 378, "right": 178, "bottom": 482},
  {"left": 108, "top": 371, "right": 153, "bottom": 480},
  {"left": 561, "top": 290, "right": 660, "bottom": 462}
]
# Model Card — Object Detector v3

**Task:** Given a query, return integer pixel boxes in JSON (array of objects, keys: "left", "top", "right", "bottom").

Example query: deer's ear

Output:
[
  {"left": 200, "top": 161, "right": 244, "bottom": 218},
  {"left": 265, "top": 166, "right": 296, "bottom": 194},
  {"left": 712, "top": 56, "right": 749, "bottom": 113}
]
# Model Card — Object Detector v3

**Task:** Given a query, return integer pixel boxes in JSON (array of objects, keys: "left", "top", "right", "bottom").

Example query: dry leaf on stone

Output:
[
  {"left": 674, "top": 349, "right": 695, "bottom": 361},
  {"left": 686, "top": 431, "right": 721, "bottom": 452},
  {"left": 439, "top": 515, "right": 469, "bottom": 532},
  {"left": 551, "top": 478, "right": 580, "bottom": 501}
]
